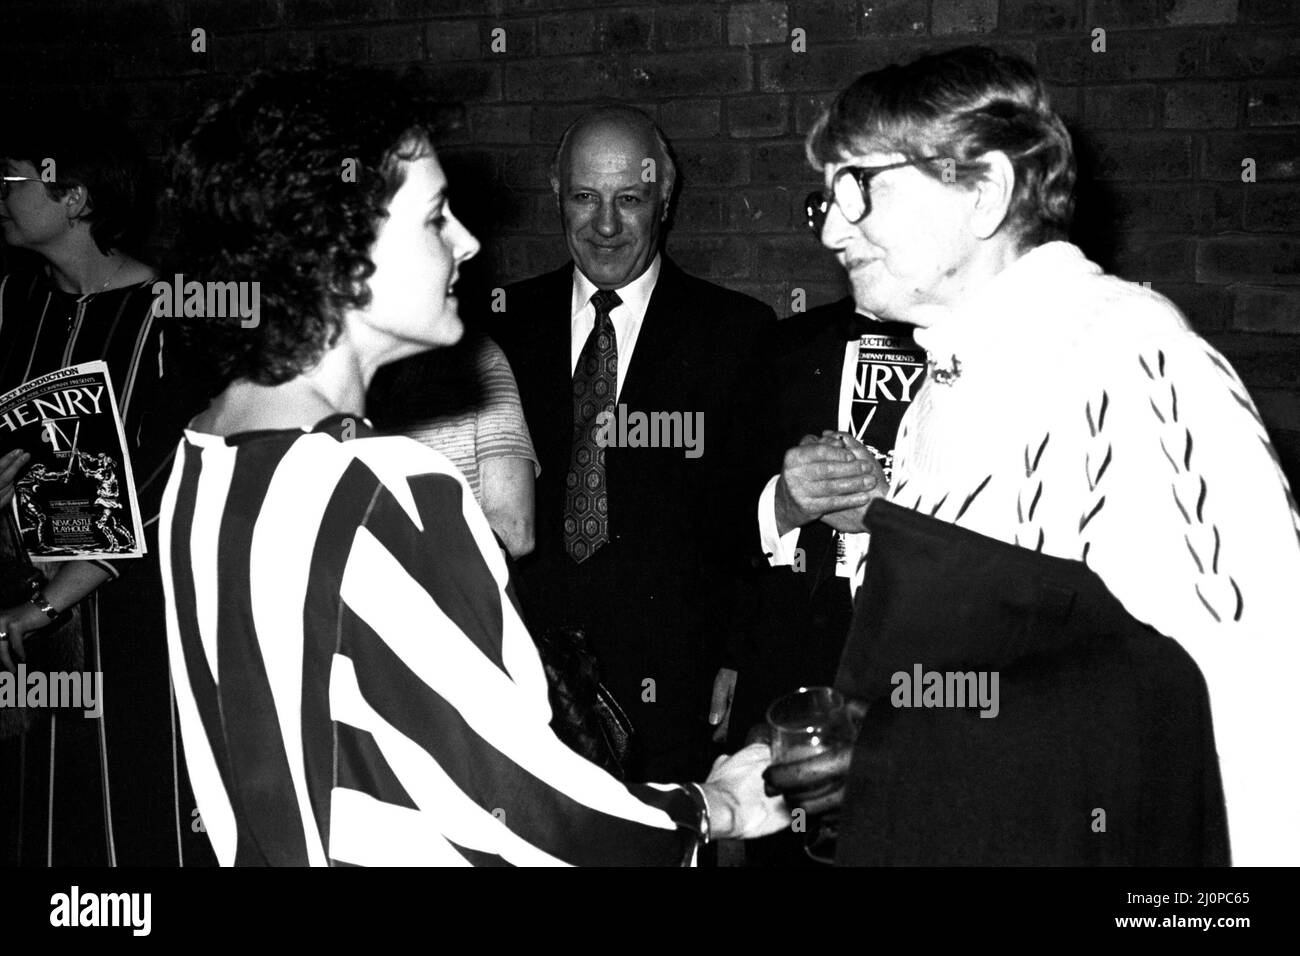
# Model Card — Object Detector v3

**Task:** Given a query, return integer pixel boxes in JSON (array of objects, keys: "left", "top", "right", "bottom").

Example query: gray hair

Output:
[{"left": 807, "top": 46, "right": 1075, "bottom": 249}]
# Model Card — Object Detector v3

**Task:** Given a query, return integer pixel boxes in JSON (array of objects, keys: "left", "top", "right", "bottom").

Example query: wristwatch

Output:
[{"left": 29, "top": 590, "right": 59, "bottom": 622}]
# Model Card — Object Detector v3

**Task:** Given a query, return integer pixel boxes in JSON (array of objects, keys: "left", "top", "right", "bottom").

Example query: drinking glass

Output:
[{"left": 766, "top": 685, "right": 858, "bottom": 863}]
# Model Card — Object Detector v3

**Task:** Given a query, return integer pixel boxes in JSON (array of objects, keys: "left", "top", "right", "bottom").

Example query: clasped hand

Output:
[{"left": 773, "top": 431, "right": 887, "bottom": 536}]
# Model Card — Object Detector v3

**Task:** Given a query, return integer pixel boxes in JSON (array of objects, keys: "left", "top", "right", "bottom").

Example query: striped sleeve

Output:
[
  {"left": 330, "top": 451, "right": 699, "bottom": 866},
  {"left": 162, "top": 429, "right": 703, "bottom": 867},
  {"left": 398, "top": 414, "right": 480, "bottom": 499},
  {"left": 471, "top": 337, "right": 539, "bottom": 475}
]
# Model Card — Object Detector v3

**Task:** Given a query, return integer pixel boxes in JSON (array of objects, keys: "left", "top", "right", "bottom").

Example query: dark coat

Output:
[
  {"left": 490, "top": 256, "right": 774, "bottom": 778},
  {"left": 833, "top": 499, "right": 1230, "bottom": 866}
]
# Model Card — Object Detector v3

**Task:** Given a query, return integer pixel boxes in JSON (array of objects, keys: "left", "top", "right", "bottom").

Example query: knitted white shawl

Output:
[{"left": 892, "top": 241, "right": 1300, "bottom": 865}]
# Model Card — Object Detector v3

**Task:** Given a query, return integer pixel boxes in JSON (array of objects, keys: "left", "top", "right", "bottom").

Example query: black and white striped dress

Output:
[
  {"left": 160, "top": 415, "right": 701, "bottom": 866},
  {"left": 0, "top": 269, "right": 213, "bottom": 867}
]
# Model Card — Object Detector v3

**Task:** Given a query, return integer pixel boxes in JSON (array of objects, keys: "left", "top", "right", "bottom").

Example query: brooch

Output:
[{"left": 928, "top": 354, "right": 962, "bottom": 386}]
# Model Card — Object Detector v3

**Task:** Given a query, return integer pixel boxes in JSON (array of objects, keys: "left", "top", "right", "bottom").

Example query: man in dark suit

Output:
[
  {"left": 490, "top": 106, "right": 774, "bottom": 780},
  {"left": 731, "top": 295, "right": 924, "bottom": 866},
  {"left": 732, "top": 296, "right": 925, "bottom": 742}
]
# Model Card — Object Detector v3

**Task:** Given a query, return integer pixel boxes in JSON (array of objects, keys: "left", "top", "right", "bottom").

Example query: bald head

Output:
[
  {"left": 549, "top": 106, "right": 677, "bottom": 204},
  {"left": 551, "top": 107, "right": 676, "bottom": 289}
]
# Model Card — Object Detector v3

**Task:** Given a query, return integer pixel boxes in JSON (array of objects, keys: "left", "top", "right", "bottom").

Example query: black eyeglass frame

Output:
[{"left": 804, "top": 156, "right": 947, "bottom": 239}]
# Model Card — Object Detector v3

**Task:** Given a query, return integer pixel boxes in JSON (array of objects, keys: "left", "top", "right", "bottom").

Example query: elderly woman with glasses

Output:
[{"left": 768, "top": 46, "right": 1300, "bottom": 866}]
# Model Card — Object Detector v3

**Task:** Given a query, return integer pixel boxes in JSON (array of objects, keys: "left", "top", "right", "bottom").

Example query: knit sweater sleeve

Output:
[
  {"left": 1073, "top": 331, "right": 1300, "bottom": 866},
  {"left": 1078, "top": 332, "right": 1300, "bottom": 643}
]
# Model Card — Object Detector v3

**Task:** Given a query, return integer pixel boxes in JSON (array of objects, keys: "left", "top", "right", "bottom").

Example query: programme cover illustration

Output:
[
  {"left": 0, "top": 361, "right": 144, "bottom": 561},
  {"left": 849, "top": 332, "right": 927, "bottom": 487}
]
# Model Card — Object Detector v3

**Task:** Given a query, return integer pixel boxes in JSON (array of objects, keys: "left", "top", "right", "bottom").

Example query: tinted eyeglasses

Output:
[
  {"left": 804, "top": 157, "right": 945, "bottom": 239},
  {"left": 1, "top": 176, "right": 42, "bottom": 200}
]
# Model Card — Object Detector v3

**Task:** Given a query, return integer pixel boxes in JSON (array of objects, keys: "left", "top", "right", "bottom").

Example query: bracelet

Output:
[
  {"left": 687, "top": 784, "right": 711, "bottom": 845},
  {"left": 29, "top": 591, "right": 59, "bottom": 621}
]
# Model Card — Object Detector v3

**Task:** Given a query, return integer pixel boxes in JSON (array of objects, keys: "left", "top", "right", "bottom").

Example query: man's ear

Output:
[{"left": 970, "top": 150, "right": 1015, "bottom": 241}]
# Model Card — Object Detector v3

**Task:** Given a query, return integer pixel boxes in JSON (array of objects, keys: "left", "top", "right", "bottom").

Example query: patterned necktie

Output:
[{"left": 565, "top": 289, "right": 622, "bottom": 563}]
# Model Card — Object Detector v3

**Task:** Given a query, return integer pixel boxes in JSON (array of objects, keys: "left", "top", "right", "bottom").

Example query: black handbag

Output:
[{"left": 534, "top": 625, "right": 639, "bottom": 781}]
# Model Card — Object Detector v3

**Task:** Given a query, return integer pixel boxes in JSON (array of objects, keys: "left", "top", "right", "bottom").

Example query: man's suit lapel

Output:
[
  {"left": 529, "top": 265, "right": 577, "bottom": 465},
  {"left": 773, "top": 303, "right": 853, "bottom": 449},
  {"left": 805, "top": 328, "right": 849, "bottom": 437},
  {"left": 617, "top": 257, "right": 689, "bottom": 411}
]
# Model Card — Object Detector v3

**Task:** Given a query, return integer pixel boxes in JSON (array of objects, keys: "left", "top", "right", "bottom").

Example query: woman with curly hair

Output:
[{"left": 162, "top": 68, "right": 786, "bottom": 866}]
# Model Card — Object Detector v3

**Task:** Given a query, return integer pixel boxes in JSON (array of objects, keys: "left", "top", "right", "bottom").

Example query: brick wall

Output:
[{"left": 2, "top": 0, "right": 1298, "bottom": 481}]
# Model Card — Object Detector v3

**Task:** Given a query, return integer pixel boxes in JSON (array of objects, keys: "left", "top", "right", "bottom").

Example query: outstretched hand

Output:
[{"left": 700, "top": 742, "right": 791, "bottom": 840}]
